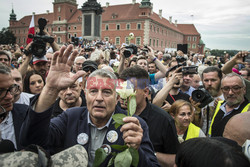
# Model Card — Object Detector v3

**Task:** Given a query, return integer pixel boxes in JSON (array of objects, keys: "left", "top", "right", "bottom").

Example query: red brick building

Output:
[{"left": 8, "top": 0, "right": 205, "bottom": 53}]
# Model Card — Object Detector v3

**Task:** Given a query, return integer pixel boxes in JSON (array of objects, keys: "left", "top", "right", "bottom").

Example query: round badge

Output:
[
  {"left": 77, "top": 133, "right": 89, "bottom": 145},
  {"left": 101, "top": 144, "right": 112, "bottom": 154},
  {"left": 106, "top": 130, "right": 118, "bottom": 143}
]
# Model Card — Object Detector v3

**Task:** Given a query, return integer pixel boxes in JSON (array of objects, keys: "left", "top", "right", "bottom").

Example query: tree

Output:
[{"left": 0, "top": 28, "right": 16, "bottom": 45}]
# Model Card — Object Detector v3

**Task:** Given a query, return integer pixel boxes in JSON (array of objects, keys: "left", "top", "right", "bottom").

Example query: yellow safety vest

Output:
[
  {"left": 209, "top": 100, "right": 250, "bottom": 135},
  {"left": 186, "top": 123, "right": 201, "bottom": 140}
]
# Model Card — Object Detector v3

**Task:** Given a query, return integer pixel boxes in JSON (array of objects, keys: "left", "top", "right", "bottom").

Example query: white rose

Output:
[
  {"left": 129, "top": 33, "right": 134, "bottom": 38},
  {"left": 113, "top": 61, "right": 120, "bottom": 67},
  {"left": 116, "top": 81, "right": 135, "bottom": 99}
]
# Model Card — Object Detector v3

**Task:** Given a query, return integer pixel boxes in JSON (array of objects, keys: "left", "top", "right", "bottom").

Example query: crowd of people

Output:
[{"left": 0, "top": 35, "right": 250, "bottom": 167}]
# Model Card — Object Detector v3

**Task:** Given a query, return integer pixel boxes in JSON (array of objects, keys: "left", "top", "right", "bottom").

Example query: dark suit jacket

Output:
[
  {"left": 20, "top": 97, "right": 159, "bottom": 167},
  {"left": 12, "top": 103, "right": 28, "bottom": 150}
]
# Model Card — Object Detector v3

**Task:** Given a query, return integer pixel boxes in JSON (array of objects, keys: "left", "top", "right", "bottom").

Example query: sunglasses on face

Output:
[{"left": 82, "top": 66, "right": 96, "bottom": 73}]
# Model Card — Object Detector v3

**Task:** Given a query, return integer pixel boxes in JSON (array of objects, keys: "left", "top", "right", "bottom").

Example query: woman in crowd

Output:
[
  {"left": 169, "top": 100, "right": 205, "bottom": 143},
  {"left": 23, "top": 70, "right": 45, "bottom": 94}
]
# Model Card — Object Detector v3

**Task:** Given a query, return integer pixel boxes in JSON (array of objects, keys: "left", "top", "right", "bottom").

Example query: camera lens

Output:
[{"left": 192, "top": 90, "right": 205, "bottom": 102}]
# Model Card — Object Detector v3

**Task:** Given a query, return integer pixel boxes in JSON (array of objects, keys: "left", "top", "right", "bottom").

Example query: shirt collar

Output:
[
  {"left": 87, "top": 112, "right": 113, "bottom": 130},
  {"left": 220, "top": 101, "right": 241, "bottom": 117},
  {"left": 0, "top": 111, "right": 12, "bottom": 125}
]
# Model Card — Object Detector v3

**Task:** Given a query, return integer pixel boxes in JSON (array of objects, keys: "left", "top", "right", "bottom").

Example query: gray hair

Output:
[
  {"left": 0, "top": 62, "right": 11, "bottom": 75},
  {"left": 74, "top": 56, "right": 86, "bottom": 64},
  {"left": 222, "top": 72, "right": 246, "bottom": 87},
  {"left": 85, "top": 69, "right": 118, "bottom": 90}
]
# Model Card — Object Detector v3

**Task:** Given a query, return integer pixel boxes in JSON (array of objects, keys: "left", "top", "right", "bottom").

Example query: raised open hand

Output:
[{"left": 45, "top": 44, "right": 86, "bottom": 91}]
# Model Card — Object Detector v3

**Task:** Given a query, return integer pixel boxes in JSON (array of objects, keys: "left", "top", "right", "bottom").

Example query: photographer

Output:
[
  {"left": 153, "top": 67, "right": 190, "bottom": 112},
  {"left": 191, "top": 66, "right": 224, "bottom": 134},
  {"left": 18, "top": 18, "right": 59, "bottom": 79}
]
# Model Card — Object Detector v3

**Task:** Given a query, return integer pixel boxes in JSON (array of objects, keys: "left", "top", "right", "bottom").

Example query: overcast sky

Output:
[{"left": 1, "top": 0, "right": 250, "bottom": 50}]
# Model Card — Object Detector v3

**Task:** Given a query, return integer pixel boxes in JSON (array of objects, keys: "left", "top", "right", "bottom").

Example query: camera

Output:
[
  {"left": 84, "top": 47, "right": 94, "bottom": 52},
  {"left": 176, "top": 55, "right": 187, "bottom": 64},
  {"left": 28, "top": 18, "right": 54, "bottom": 58},
  {"left": 124, "top": 44, "right": 137, "bottom": 58},
  {"left": 192, "top": 86, "right": 214, "bottom": 108},
  {"left": 182, "top": 66, "right": 198, "bottom": 75},
  {"left": 71, "top": 37, "right": 79, "bottom": 46},
  {"left": 142, "top": 45, "right": 149, "bottom": 53},
  {"left": 243, "top": 54, "right": 250, "bottom": 63}
]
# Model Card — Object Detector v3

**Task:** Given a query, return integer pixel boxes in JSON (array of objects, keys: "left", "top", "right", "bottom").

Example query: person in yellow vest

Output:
[
  {"left": 209, "top": 73, "right": 250, "bottom": 137},
  {"left": 169, "top": 100, "right": 205, "bottom": 143}
]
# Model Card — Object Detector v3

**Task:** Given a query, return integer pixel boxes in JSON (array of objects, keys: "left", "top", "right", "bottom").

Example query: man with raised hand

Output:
[{"left": 20, "top": 45, "right": 159, "bottom": 167}]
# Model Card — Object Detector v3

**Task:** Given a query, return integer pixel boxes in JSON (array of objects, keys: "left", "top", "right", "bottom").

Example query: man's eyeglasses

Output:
[
  {"left": 221, "top": 86, "right": 243, "bottom": 93},
  {"left": 0, "top": 84, "right": 19, "bottom": 100},
  {"left": 82, "top": 66, "right": 96, "bottom": 73},
  {"left": 0, "top": 58, "right": 9, "bottom": 62}
]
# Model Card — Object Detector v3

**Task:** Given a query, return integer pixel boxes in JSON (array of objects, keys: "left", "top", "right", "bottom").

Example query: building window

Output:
[
  {"left": 157, "top": 39, "right": 159, "bottom": 47},
  {"left": 154, "top": 26, "right": 156, "bottom": 32},
  {"left": 136, "top": 37, "right": 141, "bottom": 45},
  {"left": 149, "top": 39, "right": 152, "bottom": 46},
  {"left": 23, "top": 38, "right": 26, "bottom": 43},
  {"left": 192, "top": 43, "right": 196, "bottom": 49},
  {"left": 116, "top": 24, "right": 120, "bottom": 30},
  {"left": 46, "top": 28, "right": 49, "bottom": 32},
  {"left": 115, "top": 37, "right": 120, "bottom": 45},
  {"left": 58, "top": 27, "right": 61, "bottom": 31},
  {"left": 57, "top": 37, "right": 61, "bottom": 44},
  {"left": 153, "top": 39, "right": 155, "bottom": 47},
  {"left": 142, "top": 12, "right": 146, "bottom": 15},
  {"left": 187, "top": 36, "right": 191, "bottom": 41},
  {"left": 157, "top": 28, "right": 159, "bottom": 33},
  {"left": 162, "top": 30, "right": 164, "bottom": 34},
  {"left": 18, "top": 38, "right": 20, "bottom": 43},
  {"left": 74, "top": 26, "right": 77, "bottom": 30},
  {"left": 104, "top": 37, "right": 109, "bottom": 42},
  {"left": 70, "top": 9, "right": 73, "bottom": 13},
  {"left": 188, "top": 43, "right": 191, "bottom": 48},
  {"left": 125, "top": 37, "right": 130, "bottom": 45},
  {"left": 58, "top": 6, "right": 61, "bottom": 12},
  {"left": 126, "top": 24, "right": 130, "bottom": 30},
  {"left": 74, "top": 33, "right": 77, "bottom": 37},
  {"left": 161, "top": 41, "right": 163, "bottom": 48},
  {"left": 105, "top": 24, "right": 109, "bottom": 30},
  {"left": 137, "top": 23, "right": 141, "bottom": 30},
  {"left": 58, "top": 16, "right": 61, "bottom": 21},
  {"left": 150, "top": 25, "right": 152, "bottom": 31},
  {"left": 23, "top": 29, "right": 25, "bottom": 33},
  {"left": 68, "top": 34, "right": 71, "bottom": 39},
  {"left": 68, "top": 26, "right": 71, "bottom": 30},
  {"left": 193, "top": 36, "right": 197, "bottom": 41},
  {"left": 165, "top": 40, "right": 167, "bottom": 48}
]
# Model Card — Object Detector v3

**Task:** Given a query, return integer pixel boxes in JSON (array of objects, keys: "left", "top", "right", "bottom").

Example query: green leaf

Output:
[
  {"left": 129, "top": 147, "right": 139, "bottom": 167},
  {"left": 93, "top": 148, "right": 108, "bottom": 167},
  {"left": 114, "top": 122, "right": 122, "bottom": 129},
  {"left": 112, "top": 113, "right": 126, "bottom": 125},
  {"left": 128, "top": 96, "right": 137, "bottom": 116},
  {"left": 114, "top": 149, "right": 132, "bottom": 167},
  {"left": 107, "top": 155, "right": 115, "bottom": 167},
  {"left": 111, "top": 144, "right": 128, "bottom": 151}
]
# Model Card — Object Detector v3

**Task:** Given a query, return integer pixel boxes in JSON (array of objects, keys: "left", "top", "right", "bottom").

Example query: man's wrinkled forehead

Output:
[{"left": 86, "top": 76, "right": 116, "bottom": 90}]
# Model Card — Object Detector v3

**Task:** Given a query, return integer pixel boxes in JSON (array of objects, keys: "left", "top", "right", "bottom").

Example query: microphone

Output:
[{"left": 0, "top": 139, "right": 15, "bottom": 154}]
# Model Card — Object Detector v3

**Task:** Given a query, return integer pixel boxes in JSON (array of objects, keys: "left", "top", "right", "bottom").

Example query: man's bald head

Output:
[{"left": 223, "top": 111, "right": 250, "bottom": 146}]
